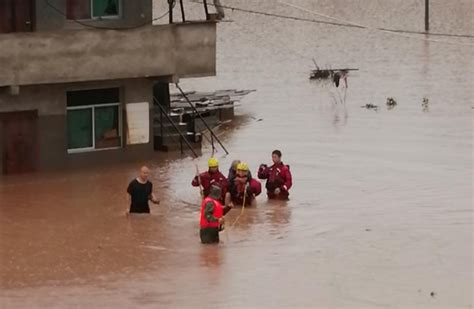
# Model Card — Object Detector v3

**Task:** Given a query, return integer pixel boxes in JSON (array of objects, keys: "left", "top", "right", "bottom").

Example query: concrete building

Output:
[{"left": 0, "top": 0, "right": 216, "bottom": 174}]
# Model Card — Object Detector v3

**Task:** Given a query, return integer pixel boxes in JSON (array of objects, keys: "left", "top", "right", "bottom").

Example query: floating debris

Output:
[
  {"left": 309, "top": 59, "right": 358, "bottom": 88},
  {"left": 310, "top": 69, "right": 331, "bottom": 79},
  {"left": 250, "top": 116, "right": 263, "bottom": 122},
  {"left": 386, "top": 97, "right": 397, "bottom": 109},
  {"left": 430, "top": 291, "right": 436, "bottom": 298},
  {"left": 309, "top": 68, "right": 358, "bottom": 82},
  {"left": 422, "top": 97, "right": 429, "bottom": 112},
  {"left": 361, "top": 103, "right": 379, "bottom": 111}
]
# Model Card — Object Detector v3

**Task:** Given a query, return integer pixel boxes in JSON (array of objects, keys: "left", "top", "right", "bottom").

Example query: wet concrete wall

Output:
[
  {"left": 0, "top": 78, "right": 154, "bottom": 173},
  {"left": 0, "top": 22, "right": 216, "bottom": 87},
  {"left": 34, "top": 0, "right": 153, "bottom": 32}
]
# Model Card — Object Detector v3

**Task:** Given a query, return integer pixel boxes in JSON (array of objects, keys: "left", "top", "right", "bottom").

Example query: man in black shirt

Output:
[{"left": 127, "top": 166, "right": 160, "bottom": 213}]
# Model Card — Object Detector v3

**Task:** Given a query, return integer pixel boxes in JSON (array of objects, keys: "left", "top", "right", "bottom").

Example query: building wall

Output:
[
  {"left": 0, "top": 78, "right": 154, "bottom": 173},
  {"left": 35, "top": 0, "right": 153, "bottom": 32},
  {"left": 0, "top": 22, "right": 216, "bottom": 87}
]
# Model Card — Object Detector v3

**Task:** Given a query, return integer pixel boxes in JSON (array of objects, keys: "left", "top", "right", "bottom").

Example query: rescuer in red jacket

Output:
[
  {"left": 200, "top": 185, "right": 232, "bottom": 244},
  {"left": 226, "top": 162, "right": 261, "bottom": 207},
  {"left": 192, "top": 157, "right": 228, "bottom": 204},
  {"left": 258, "top": 150, "right": 292, "bottom": 200}
]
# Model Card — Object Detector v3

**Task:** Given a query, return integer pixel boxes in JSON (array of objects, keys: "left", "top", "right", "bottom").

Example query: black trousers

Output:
[{"left": 200, "top": 227, "right": 220, "bottom": 244}]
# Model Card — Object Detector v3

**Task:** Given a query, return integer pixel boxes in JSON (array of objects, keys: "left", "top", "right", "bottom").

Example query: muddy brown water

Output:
[{"left": 1, "top": 0, "right": 473, "bottom": 308}]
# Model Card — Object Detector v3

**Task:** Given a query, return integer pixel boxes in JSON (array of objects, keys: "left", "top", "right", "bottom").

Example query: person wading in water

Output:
[
  {"left": 200, "top": 185, "right": 232, "bottom": 244},
  {"left": 226, "top": 162, "right": 261, "bottom": 207},
  {"left": 127, "top": 166, "right": 160, "bottom": 214},
  {"left": 192, "top": 157, "right": 229, "bottom": 204},
  {"left": 258, "top": 150, "right": 293, "bottom": 200}
]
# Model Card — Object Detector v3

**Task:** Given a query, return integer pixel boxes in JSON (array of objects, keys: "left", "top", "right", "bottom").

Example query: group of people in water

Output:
[{"left": 127, "top": 150, "right": 292, "bottom": 244}]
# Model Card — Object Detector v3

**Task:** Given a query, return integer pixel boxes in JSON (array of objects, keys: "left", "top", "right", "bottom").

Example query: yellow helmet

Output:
[
  {"left": 237, "top": 162, "right": 249, "bottom": 171},
  {"left": 208, "top": 157, "right": 219, "bottom": 168}
]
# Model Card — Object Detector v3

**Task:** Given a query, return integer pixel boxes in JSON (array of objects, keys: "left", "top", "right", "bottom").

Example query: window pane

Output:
[
  {"left": 66, "top": 0, "right": 91, "bottom": 20},
  {"left": 93, "top": 0, "right": 119, "bottom": 18},
  {"left": 68, "top": 108, "right": 93, "bottom": 150},
  {"left": 95, "top": 106, "right": 120, "bottom": 149}
]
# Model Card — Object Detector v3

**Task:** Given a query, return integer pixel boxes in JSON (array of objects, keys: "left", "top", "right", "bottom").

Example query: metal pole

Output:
[
  {"left": 179, "top": 0, "right": 186, "bottom": 22},
  {"left": 203, "top": 0, "right": 209, "bottom": 20},
  {"left": 160, "top": 106, "right": 163, "bottom": 137},
  {"left": 153, "top": 97, "right": 199, "bottom": 158},
  {"left": 168, "top": 0, "right": 174, "bottom": 24},
  {"left": 425, "top": 0, "right": 429, "bottom": 32},
  {"left": 175, "top": 84, "right": 229, "bottom": 155},
  {"left": 211, "top": 134, "right": 215, "bottom": 155}
]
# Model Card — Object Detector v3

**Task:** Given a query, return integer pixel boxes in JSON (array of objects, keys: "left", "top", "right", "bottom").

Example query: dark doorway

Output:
[
  {"left": 0, "top": 0, "right": 34, "bottom": 33},
  {"left": 1, "top": 110, "right": 39, "bottom": 174},
  {"left": 153, "top": 82, "right": 171, "bottom": 112}
]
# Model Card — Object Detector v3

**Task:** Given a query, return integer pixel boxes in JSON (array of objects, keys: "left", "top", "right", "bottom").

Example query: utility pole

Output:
[{"left": 425, "top": 0, "right": 429, "bottom": 32}]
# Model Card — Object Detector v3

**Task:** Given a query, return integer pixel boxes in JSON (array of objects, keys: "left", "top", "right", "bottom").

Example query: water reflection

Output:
[{"left": 199, "top": 244, "right": 223, "bottom": 268}]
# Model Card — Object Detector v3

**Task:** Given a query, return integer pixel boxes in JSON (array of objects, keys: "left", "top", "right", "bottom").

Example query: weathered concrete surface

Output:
[{"left": 0, "top": 22, "right": 216, "bottom": 87}]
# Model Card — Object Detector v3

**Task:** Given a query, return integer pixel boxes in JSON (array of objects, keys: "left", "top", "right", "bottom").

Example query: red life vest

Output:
[{"left": 200, "top": 197, "right": 223, "bottom": 229}]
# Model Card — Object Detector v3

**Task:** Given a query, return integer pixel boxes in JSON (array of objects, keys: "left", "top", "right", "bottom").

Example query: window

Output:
[
  {"left": 66, "top": 0, "right": 120, "bottom": 20},
  {"left": 67, "top": 88, "right": 122, "bottom": 153}
]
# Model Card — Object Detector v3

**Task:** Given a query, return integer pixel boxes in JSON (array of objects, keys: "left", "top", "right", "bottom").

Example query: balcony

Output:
[{"left": 0, "top": 21, "right": 216, "bottom": 87}]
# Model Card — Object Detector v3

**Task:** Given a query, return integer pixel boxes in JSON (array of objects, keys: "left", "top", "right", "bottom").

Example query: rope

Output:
[
  {"left": 193, "top": 0, "right": 474, "bottom": 45},
  {"left": 229, "top": 182, "right": 249, "bottom": 228}
]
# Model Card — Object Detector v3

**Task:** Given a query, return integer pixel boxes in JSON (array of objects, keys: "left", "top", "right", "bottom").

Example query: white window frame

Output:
[
  {"left": 91, "top": 0, "right": 122, "bottom": 20},
  {"left": 67, "top": 102, "right": 122, "bottom": 154}
]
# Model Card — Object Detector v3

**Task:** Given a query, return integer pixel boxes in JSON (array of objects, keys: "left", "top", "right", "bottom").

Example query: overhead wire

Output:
[
  {"left": 194, "top": 0, "right": 474, "bottom": 46},
  {"left": 279, "top": 1, "right": 474, "bottom": 47}
]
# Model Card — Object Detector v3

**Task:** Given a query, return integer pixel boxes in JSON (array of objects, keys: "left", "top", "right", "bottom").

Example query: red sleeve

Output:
[
  {"left": 192, "top": 175, "right": 199, "bottom": 187},
  {"left": 192, "top": 172, "right": 210, "bottom": 188},
  {"left": 258, "top": 164, "right": 269, "bottom": 179},
  {"left": 199, "top": 173, "right": 211, "bottom": 190},
  {"left": 220, "top": 173, "right": 229, "bottom": 192},
  {"left": 250, "top": 179, "right": 262, "bottom": 196},
  {"left": 283, "top": 167, "right": 292, "bottom": 190}
]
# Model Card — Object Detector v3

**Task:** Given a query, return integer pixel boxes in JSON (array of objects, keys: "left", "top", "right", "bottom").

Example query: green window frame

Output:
[
  {"left": 67, "top": 103, "right": 122, "bottom": 153},
  {"left": 66, "top": 0, "right": 121, "bottom": 20}
]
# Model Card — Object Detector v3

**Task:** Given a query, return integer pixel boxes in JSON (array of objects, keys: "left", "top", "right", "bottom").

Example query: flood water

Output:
[{"left": 1, "top": 0, "right": 473, "bottom": 308}]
